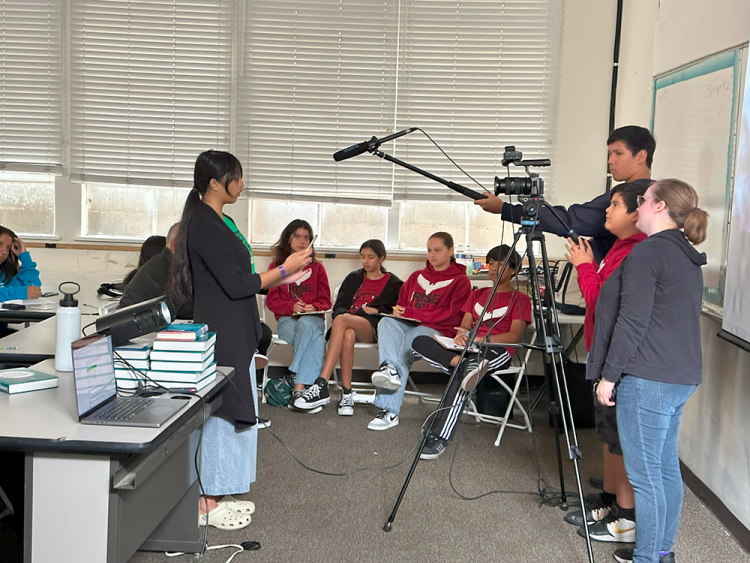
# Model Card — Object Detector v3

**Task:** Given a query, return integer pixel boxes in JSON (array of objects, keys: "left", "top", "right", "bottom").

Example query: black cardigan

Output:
[
  {"left": 118, "top": 247, "right": 194, "bottom": 319},
  {"left": 332, "top": 269, "right": 403, "bottom": 332},
  {"left": 188, "top": 203, "right": 262, "bottom": 426}
]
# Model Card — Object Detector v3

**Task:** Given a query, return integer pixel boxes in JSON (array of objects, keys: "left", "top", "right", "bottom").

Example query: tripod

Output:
[{"left": 349, "top": 141, "right": 593, "bottom": 560}]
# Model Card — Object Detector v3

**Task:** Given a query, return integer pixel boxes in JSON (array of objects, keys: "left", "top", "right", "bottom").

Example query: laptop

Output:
[{"left": 72, "top": 334, "right": 189, "bottom": 428}]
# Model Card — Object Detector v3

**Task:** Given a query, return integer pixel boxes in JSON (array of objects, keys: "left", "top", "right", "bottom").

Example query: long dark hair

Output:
[
  {"left": 271, "top": 219, "right": 317, "bottom": 265},
  {"left": 0, "top": 226, "right": 20, "bottom": 283},
  {"left": 360, "top": 239, "right": 387, "bottom": 273},
  {"left": 123, "top": 235, "right": 166, "bottom": 286},
  {"left": 166, "top": 150, "right": 243, "bottom": 306}
]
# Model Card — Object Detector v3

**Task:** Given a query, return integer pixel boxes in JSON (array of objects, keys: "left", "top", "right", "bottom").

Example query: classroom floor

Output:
[
  {"left": 1, "top": 379, "right": 747, "bottom": 563},
  {"left": 129, "top": 380, "right": 749, "bottom": 563}
]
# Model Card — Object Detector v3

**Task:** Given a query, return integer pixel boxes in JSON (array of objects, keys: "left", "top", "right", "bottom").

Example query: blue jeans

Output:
[
  {"left": 200, "top": 359, "right": 258, "bottom": 496},
  {"left": 277, "top": 315, "right": 326, "bottom": 386},
  {"left": 616, "top": 376, "right": 697, "bottom": 563},
  {"left": 374, "top": 317, "right": 439, "bottom": 415}
]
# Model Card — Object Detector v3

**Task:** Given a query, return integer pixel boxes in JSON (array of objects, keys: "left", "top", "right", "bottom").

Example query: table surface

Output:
[
  {"left": 0, "top": 359, "right": 231, "bottom": 455},
  {"left": 0, "top": 292, "right": 117, "bottom": 324},
  {"left": 0, "top": 316, "right": 57, "bottom": 364}
]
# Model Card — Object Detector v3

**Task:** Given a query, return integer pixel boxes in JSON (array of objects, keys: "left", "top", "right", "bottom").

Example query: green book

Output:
[{"left": 0, "top": 368, "right": 59, "bottom": 394}]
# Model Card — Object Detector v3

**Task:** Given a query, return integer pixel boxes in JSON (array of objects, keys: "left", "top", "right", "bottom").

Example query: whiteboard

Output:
[
  {"left": 651, "top": 50, "right": 742, "bottom": 307},
  {"left": 722, "top": 49, "right": 750, "bottom": 345}
]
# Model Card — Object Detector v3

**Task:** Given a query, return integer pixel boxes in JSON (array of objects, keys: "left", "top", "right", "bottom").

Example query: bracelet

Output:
[{"left": 278, "top": 265, "right": 287, "bottom": 278}]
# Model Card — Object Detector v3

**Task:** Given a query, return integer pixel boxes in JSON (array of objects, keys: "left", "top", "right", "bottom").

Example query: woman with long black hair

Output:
[{"left": 167, "top": 150, "right": 312, "bottom": 530}]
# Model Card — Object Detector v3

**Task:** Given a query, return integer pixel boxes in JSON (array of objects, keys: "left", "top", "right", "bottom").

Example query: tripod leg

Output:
[{"left": 383, "top": 229, "right": 527, "bottom": 532}]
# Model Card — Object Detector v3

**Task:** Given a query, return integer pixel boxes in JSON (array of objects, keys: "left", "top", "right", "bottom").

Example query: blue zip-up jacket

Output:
[
  {"left": 0, "top": 251, "right": 42, "bottom": 301},
  {"left": 586, "top": 229, "right": 706, "bottom": 385}
]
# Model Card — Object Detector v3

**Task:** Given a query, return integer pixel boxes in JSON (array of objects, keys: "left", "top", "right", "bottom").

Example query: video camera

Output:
[{"left": 494, "top": 146, "right": 550, "bottom": 197}]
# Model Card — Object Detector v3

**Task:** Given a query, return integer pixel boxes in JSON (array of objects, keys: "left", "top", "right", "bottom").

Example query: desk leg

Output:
[{"left": 25, "top": 453, "right": 110, "bottom": 563}]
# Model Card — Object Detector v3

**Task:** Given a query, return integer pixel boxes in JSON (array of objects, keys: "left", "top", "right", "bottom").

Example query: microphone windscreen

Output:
[{"left": 333, "top": 141, "right": 370, "bottom": 162}]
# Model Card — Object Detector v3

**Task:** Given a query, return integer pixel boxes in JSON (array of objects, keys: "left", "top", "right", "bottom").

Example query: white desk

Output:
[{"left": 0, "top": 359, "right": 232, "bottom": 563}]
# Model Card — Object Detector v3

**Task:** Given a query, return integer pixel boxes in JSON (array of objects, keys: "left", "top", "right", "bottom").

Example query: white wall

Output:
[
  {"left": 654, "top": 0, "right": 750, "bottom": 76},
  {"left": 547, "top": 0, "right": 617, "bottom": 258},
  {"left": 616, "top": 0, "right": 750, "bottom": 531}
]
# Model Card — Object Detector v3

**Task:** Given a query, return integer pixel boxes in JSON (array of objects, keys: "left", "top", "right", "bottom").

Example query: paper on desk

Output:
[{"left": 2, "top": 298, "right": 57, "bottom": 309}]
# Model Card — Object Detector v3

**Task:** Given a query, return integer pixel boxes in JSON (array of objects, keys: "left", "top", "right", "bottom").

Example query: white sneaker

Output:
[
  {"left": 371, "top": 362, "right": 401, "bottom": 390},
  {"left": 460, "top": 359, "right": 490, "bottom": 392},
  {"left": 338, "top": 392, "right": 354, "bottom": 416},
  {"left": 367, "top": 409, "right": 399, "bottom": 431}
]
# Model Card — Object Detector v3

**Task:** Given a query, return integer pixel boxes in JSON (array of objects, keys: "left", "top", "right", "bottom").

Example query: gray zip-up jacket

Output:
[{"left": 586, "top": 229, "right": 706, "bottom": 385}]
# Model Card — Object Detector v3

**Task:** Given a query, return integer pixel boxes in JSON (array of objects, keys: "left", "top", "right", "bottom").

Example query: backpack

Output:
[{"left": 264, "top": 375, "right": 292, "bottom": 407}]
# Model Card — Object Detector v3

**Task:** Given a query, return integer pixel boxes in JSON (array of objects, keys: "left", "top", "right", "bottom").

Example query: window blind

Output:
[
  {"left": 70, "top": 0, "right": 233, "bottom": 187},
  {"left": 0, "top": 0, "right": 62, "bottom": 173},
  {"left": 236, "top": 0, "right": 399, "bottom": 206},
  {"left": 393, "top": 0, "right": 561, "bottom": 201}
]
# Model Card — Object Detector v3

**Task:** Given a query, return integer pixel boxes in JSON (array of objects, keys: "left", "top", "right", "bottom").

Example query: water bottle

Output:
[{"left": 55, "top": 282, "right": 82, "bottom": 372}]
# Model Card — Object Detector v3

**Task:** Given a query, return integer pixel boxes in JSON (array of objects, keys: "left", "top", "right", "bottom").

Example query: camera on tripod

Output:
[{"left": 494, "top": 146, "right": 550, "bottom": 197}]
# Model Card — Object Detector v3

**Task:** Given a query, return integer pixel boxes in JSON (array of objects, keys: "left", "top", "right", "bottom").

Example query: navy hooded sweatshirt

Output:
[{"left": 586, "top": 229, "right": 706, "bottom": 385}]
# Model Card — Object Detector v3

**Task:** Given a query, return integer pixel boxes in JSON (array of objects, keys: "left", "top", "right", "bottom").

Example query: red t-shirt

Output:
[
  {"left": 350, "top": 274, "right": 391, "bottom": 313},
  {"left": 461, "top": 287, "right": 533, "bottom": 356}
]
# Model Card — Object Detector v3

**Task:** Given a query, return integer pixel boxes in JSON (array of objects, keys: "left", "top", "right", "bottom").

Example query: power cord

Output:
[{"left": 165, "top": 541, "right": 260, "bottom": 563}]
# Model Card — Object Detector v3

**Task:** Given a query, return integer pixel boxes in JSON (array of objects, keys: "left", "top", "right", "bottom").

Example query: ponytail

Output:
[
  {"left": 166, "top": 188, "right": 202, "bottom": 306},
  {"left": 683, "top": 207, "right": 709, "bottom": 246},
  {"left": 651, "top": 179, "right": 709, "bottom": 246}
]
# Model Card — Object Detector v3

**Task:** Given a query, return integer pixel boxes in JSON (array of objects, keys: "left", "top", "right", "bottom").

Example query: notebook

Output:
[{"left": 71, "top": 334, "right": 189, "bottom": 428}]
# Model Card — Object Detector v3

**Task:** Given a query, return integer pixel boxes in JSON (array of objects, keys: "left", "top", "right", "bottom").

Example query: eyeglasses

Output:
[{"left": 636, "top": 195, "right": 660, "bottom": 207}]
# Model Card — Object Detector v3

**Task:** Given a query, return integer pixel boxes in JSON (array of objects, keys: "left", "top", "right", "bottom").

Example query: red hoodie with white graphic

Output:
[
  {"left": 266, "top": 261, "right": 332, "bottom": 321},
  {"left": 396, "top": 260, "right": 471, "bottom": 337}
]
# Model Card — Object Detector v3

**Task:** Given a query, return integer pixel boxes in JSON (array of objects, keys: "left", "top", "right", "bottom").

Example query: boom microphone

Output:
[{"left": 333, "top": 127, "right": 418, "bottom": 162}]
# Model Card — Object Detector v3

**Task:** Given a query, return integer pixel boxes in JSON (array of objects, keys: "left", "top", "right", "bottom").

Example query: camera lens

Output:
[{"left": 495, "top": 176, "right": 533, "bottom": 196}]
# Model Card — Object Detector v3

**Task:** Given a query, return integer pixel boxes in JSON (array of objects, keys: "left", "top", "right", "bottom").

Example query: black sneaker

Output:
[
  {"left": 613, "top": 548, "right": 676, "bottom": 563},
  {"left": 564, "top": 503, "right": 611, "bottom": 527},
  {"left": 293, "top": 382, "right": 330, "bottom": 410},
  {"left": 579, "top": 505, "right": 635, "bottom": 543},
  {"left": 420, "top": 434, "right": 447, "bottom": 460},
  {"left": 288, "top": 390, "right": 323, "bottom": 413}
]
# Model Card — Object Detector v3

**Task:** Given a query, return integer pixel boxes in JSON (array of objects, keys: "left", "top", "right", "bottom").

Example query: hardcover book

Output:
[
  {"left": 0, "top": 369, "right": 59, "bottom": 394},
  {"left": 152, "top": 332, "right": 217, "bottom": 351}
]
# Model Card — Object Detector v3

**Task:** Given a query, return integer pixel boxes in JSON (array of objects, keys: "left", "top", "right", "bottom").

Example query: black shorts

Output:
[{"left": 594, "top": 396, "right": 621, "bottom": 455}]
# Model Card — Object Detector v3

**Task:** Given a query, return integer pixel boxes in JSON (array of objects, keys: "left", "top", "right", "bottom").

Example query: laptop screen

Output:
[{"left": 71, "top": 334, "right": 118, "bottom": 419}]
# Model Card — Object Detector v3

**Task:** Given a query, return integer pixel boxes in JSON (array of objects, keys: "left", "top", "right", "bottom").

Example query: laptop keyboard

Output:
[{"left": 93, "top": 398, "right": 154, "bottom": 421}]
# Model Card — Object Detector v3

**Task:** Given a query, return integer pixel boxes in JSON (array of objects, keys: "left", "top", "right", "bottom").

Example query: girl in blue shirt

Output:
[{"left": 0, "top": 226, "right": 42, "bottom": 302}]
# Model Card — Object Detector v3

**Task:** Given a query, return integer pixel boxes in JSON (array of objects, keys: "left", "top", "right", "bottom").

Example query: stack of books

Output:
[
  {"left": 146, "top": 324, "right": 217, "bottom": 391},
  {"left": 113, "top": 342, "right": 151, "bottom": 383}
]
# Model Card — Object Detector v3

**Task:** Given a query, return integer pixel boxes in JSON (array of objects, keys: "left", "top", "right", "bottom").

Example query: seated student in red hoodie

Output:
[
  {"left": 411, "top": 244, "right": 532, "bottom": 459},
  {"left": 368, "top": 232, "right": 471, "bottom": 431},
  {"left": 266, "top": 220, "right": 332, "bottom": 410},
  {"left": 562, "top": 180, "right": 650, "bottom": 543},
  {"left": 293, "top": 239, "right": 402, "bottom": 415}
]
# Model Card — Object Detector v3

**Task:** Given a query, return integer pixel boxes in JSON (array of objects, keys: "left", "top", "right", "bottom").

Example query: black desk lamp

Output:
[{"left": 95, "top": 296, "right": 172, "bottom": 346}]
